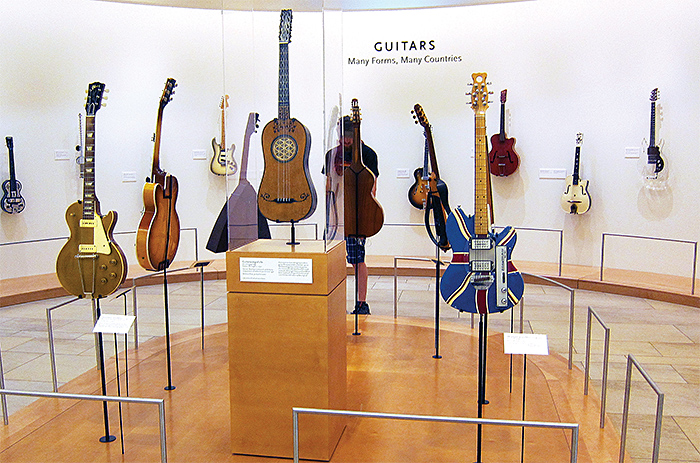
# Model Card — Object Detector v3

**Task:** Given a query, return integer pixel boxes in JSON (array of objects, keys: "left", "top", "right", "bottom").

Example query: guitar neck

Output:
[
  {"left": 278, "top": 42, "right": 290, "bottom": 121},
  {"left": 422, "top": 136, "right": 429, "bottom": 178},
  {"left": 220, "top": 104, "right": 226, "bottom": 147},
  {"left": 572, "top": 147, "right": 581, "bottom": 185},
  {"left": 152, "top": 106, "right": 165, "bottom": 179},
  {"left": 6, "top": 138, "right": 17, "bottom": 188},
  {"left": 474, "top": 112, "right": 490, "bottom": 235},
  {"left": 649, "top": 101, "right": 656, "bottom": 148},
  {"left": 83, "top": 115, "right": 97, "bottom": 220},
  {"left": 425, "top": 126, "right": 440, "bottom": 179},
  {"left": 499, "top": 101, "right": 506, "bottom": 142}
]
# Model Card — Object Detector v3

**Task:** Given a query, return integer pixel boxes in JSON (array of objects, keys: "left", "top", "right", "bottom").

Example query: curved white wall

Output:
[{"left": 1, "top": 0, "right": 698, "bottom": 279}]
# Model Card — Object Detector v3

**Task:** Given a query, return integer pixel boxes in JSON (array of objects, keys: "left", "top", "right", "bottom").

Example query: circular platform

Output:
[{"left": 0, "top": 317, "right": 624, "bottom": 462}]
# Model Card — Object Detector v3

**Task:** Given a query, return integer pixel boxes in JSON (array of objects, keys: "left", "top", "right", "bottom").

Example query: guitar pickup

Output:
[
  {"left": 471, "top": 260, "right": 492, "bottom": 272},
  {"left": 471, "top": 238, "right": 492, "bottom": 250},
  {"left": 79, "top": 219, "right": 96, "bottom": 228},
  {"left": 79, "top": 245, "right": 97, "bottom": 253}
]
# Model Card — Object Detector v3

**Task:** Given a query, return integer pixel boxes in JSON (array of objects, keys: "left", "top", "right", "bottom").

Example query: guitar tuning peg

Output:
[
  {"left": 102, "top": 96, "right": 108, "bottom": 100},
  {"left": 104, "top": 89, "right": 110, "bottom": 93},
  {"left": 487, "top": 81, "right": 492, "bottom": 85},
  {"left": 488, "top": 91, "right": 494, "bottom": 94},
  {"left": 101, "top": 103, "right": 107, "bottom": 107}
]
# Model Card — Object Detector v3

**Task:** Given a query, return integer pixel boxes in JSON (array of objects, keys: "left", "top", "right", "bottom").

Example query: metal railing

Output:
[
  {"left": 600, "top": 233, "right": 697, "bottom": 294},
  {"left": 583, "top": 306, "right": 611, "bottom": 428},
  {"left": 0, "top": 345, "right": 7, "bottom": 425},
  {"left": 0, "top": 388, "right": 167, "bottom": 463},
  {"left": 619, "top": 355, "right": 664, "bottom": 463},
  {"left": 292, "top": 407, "right": 579, "bottom": 463},
  {"left": 521, "top": 273, "right": 576, "bottom": 369},
  {"left": 46, "top": 297, "right": 83, "bottom": 392}
]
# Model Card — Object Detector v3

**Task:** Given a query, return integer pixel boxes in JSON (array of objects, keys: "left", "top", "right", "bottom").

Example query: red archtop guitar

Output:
[
  {"left": 136, "top": 78, "right": 181, "bottom": 271},
  {"left": 488, "top": 89, "right": 520, "bottom": 177},
  {"left": 56, "top": 82, "right": 127, "bottom": 299}
]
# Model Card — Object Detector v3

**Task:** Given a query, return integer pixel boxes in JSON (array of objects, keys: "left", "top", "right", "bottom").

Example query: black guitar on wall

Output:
[{"left": 2, "top": 136, "right": 26, "bottom": 214}]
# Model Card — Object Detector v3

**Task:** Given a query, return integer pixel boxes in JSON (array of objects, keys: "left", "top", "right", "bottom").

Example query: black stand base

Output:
[
  {"left": 99, "top": 435, "right": 116, "bottom": 443},
  {"left": 286, "top": 221, "right": 300, "bottom": 246}
]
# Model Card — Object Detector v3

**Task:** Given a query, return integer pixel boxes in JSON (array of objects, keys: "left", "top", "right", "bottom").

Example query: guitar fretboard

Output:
[
  {"left": 572, "top": 147, "right": 581, "bottom": 185},
  {"left": 474, "top": 111, "right": 489, "bottom": 235},
  {"left": 278, "top": 42, "right": 290, "bottom": 121},
  {"left": 82, "top": 116, "right": 96, "bottom": 220},
  {"left": 649, "top": 100, "right": 656, "bottom": 148},
  {"left": 6, "top": 137, "right": 17, "bottom": 189}
]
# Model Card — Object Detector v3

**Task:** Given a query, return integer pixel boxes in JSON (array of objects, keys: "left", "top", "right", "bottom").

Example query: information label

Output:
[
  {"left": 240, "top": 257, "right": 313, "bottom": 284},
  {"left": 93, "top": 314, "right": 136, "bottom": 335},
  {"left": 503, "top": 333, "right": 549, "bottom": 356}
]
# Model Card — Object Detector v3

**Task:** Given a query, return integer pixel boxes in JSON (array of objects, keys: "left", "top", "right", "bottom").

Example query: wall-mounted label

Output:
[{"left": 240, "top": 257, "right": 313, "bottom": 284}]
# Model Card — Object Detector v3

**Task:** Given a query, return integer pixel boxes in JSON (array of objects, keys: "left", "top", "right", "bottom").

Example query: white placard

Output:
[
  {"left": 240, "top": 257, "right": 313, "bottom": 284},
  {"left": 93, "top": 314, "right": 136, "bottom": 335},
  {"left": 503, "top": 333, "right": 549, "bottom": 356}
]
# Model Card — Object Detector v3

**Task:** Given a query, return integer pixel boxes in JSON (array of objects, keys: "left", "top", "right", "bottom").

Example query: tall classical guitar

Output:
[
  {"left": 344, "top": 99, "right": 384, "bottom": 238},
  {"left": 258, "top": 9, "right": 317, "bottom": 223},
  {"left": 56, "top": 82, "right": 127, "bottom": 299},
  {"left": 1, "top": 137, "right": 25, "bottom": 214},
  {"left": 210, "top": 95, "right": 237, "bottom": 176},
  {"left": 561, "top": 133, "right": 591, "bottom": 214},
  {"left": 207, "top": 112, "right": 270, "bottom": 252},
  {"left": 411, "top": 104, "right": 451, "bottom": 251},
  {"left": 136, "top": 78, "right": 181, "bottom": 271},
  {"left": 640, "top": 88, "right": 667, "bottom": 189},
  {"left": 488, "top": 89, "right": 520, "bottom": 177},
  {"left": 439, "top": 73, "right": 524, "bottom": 314}
]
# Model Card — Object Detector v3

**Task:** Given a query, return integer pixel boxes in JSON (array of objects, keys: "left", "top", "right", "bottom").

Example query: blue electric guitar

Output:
[{"left": 439, "top": 73, "right": 524, "bottom": 314}]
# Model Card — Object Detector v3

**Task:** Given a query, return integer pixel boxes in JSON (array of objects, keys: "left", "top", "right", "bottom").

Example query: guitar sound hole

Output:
[{"left": 271, "top": 135, "right": 298, "bottom": 163}]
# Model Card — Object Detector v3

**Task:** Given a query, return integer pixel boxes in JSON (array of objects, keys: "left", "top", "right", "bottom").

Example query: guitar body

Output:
[
  {"left": 258, "top": 118, "right": 317, "bottom": 222},
  {"left": 439, "top": 207, "right": 524, "bottom": 314},
  {"left": 408, "top": 168, "right": 434, "bottom": 210},
  {"left": 561, "top": 177, "right": 591, "bottom": 214},
  {"left": 640, "top": 144, "right": 668, "bottom": 190},
  {"left": 344, "top": 162, "right": 384, "bottom": 237},
  {"left": 1, "top": 179, "right": 25, "bottom": 213},
  {"left": 56, "top": 200, "right": 127, "bottom": 298},
  {"left": 136, "top": 174, "right": 181, "bottom": 271},
  {"left": 488, "top": 134, "right": 520, "bottom": 177},
  {"left": 210, "top": 138, "right": 237, "bottom": 176}
]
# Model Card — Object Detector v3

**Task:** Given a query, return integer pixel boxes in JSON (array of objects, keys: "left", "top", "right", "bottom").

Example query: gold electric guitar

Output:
[
  {"left": 210, "top": 95, "right": 237, "bottom": 176},
  {"left": 56, "top": 82, "right": 127, "bottom": 299}
]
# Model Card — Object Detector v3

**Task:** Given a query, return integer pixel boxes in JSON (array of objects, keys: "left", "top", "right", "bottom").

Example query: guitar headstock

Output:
[
  {"left": 500, "top": 89, "right": 507, "bottom": 104},
  {"left": 220, "top": 94, "right": 229, "bottom": 110},
  {"left": 469, "top": 72, "right": 489, "bottom": 113},
  {"left": 85, "top": 82, "right": 106, "bottom": 116},
  {"left": 279, "top": 9, "right": 293, "bottom": 44},
  {"left": 650, "top": 88, "right": 659, "bottom": 102},
  {"left": 576, "top": 132, "right": 584, "bottom": 147},
  {"left": 245, "top": 112, "right": 259, "bottom": 138},
  {"left": 5, "top": 136, "right": 13, "bottom": 150},
  {"left": 411, "top": 103, "right": 430, "bottom": 129},
  {"left": 160, "top": 78, "right": 177, "bottom": 109},
  {"left": 351, "top": 98, "right": 361, "bottom": 125}
]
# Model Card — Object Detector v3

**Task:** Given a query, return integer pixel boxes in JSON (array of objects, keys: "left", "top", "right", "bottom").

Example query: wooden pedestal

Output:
[{"left": 226, "top": 240, "right": 347, "bottom": 460}]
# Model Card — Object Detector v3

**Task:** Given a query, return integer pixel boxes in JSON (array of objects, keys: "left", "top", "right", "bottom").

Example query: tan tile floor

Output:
[{"left": 1, "top": 276, "right": 698, "bottom": 461}]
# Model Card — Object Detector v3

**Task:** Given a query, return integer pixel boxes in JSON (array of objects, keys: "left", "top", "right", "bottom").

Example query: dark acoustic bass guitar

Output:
[
  {"left": 56, "top": 82, "right": 127, "bottom": 299},
  {"left": 440, "top": 73, "right": 524, "bottom": 314},
  {"left": 344, "top": 98, "right": 384, "bottom": 238},
  {"left": 136, "top": 78, "right": 181, "bottom": 271}
]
